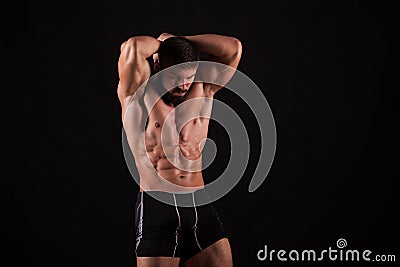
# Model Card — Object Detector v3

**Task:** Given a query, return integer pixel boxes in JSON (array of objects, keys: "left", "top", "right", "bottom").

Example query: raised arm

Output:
[
  {"left": 184, "top": 34, "right": 242, "bottom": 95},
  {"left": 117, "top": 36, "right": 160, "bottom": 119}
]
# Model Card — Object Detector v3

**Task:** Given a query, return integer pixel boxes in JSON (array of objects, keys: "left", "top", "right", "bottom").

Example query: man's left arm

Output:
[{"left": 184, "top": 34, "right": 242, "bottom": 95}]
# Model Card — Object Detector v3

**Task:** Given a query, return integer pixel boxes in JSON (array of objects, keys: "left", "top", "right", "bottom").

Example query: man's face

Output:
[
  {"left": 160, "top": 66, "right": 197, "bottom": 106},
  {"left": 162, "top": 67, "right": 197, "bottom": 95}
]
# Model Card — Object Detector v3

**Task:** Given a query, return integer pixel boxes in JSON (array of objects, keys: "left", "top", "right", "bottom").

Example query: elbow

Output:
[
  {"left": 120, "top": 37, "right": 145, "bottom": 56},
  {"left": 234, "top": 38, "right": 242, "bottom": 59},
  {"left": 229, "top": 37, "right": 242, "bottom": 62},
  {"left": 119, "top": 37, "right": 144, "bottom": 63},
  {"left": 121, "top": 37, "right": 139, "bottom": 51}
]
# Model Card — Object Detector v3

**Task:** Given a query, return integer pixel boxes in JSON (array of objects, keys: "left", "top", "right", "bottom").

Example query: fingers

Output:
[
  {"left": 157, "top": 32, "right": 168, "bottom": 41},
  {"left": 157, "top": 32, "right": 175, "bottom": 42},
  {"left": 153, "top": 53, "right": 159, "bottom": 63}
]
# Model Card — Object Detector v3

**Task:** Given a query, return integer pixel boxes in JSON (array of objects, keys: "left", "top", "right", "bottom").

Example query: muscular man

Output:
[{"left": 117, "top": 33, "right": 242, "bottom": 267}]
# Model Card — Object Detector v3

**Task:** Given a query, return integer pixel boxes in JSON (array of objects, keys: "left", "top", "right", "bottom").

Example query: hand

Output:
[
  {"left": 156, "top": 32, "right": 175, "bottom": 42},
  {"left": 153, "top": 52, "right": 160, "bottom": 71}
]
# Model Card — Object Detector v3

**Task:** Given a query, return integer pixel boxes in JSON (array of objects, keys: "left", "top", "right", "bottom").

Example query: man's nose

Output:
[{"left": 178, "top": 79, "right": 190, "bottom": 90}]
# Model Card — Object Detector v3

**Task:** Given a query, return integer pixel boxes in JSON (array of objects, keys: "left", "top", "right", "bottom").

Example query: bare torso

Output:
[{"left": 123, "top": 81, "right": 213, "bottom": 192}]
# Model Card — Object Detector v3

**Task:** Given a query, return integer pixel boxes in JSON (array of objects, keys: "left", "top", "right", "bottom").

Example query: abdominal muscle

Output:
[
  {"left": 134, "top": 117, "right": 209, "bottom": 193},
  {"left": 150, "top": 155, "right": 204, "bottom": 190}
]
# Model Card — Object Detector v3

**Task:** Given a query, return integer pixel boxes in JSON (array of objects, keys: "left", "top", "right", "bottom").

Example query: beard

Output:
[{"left": 161, "top": 87, "right": 190, "bottom": 107}]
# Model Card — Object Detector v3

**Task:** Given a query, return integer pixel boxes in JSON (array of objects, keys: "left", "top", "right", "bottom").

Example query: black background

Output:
[{"left": 4, "top": 0, "right": 399, "bottom": 266}]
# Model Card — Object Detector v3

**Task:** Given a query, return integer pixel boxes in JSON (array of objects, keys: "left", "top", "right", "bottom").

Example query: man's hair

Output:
[{"left": 158, "top": 36, "right": 199, "bottom": 69}]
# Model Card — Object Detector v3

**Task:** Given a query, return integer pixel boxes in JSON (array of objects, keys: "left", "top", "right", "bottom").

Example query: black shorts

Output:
[{"left": 134, "top": 188, "right": 227, "bottom": 261}]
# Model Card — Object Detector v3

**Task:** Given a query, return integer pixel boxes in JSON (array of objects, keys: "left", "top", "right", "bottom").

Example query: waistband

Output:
[{"left": 138, "top": 188, "right": 210, "bottom": 207}]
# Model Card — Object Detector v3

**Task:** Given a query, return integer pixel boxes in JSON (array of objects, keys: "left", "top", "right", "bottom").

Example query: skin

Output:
[{"left": 117, "top": 33, "right": 242, "bottom": 267}]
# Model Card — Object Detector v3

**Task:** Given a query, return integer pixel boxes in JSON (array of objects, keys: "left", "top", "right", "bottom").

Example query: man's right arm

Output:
[{"left": 117, "top": 36, "right": 160, "bottom": 120}]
